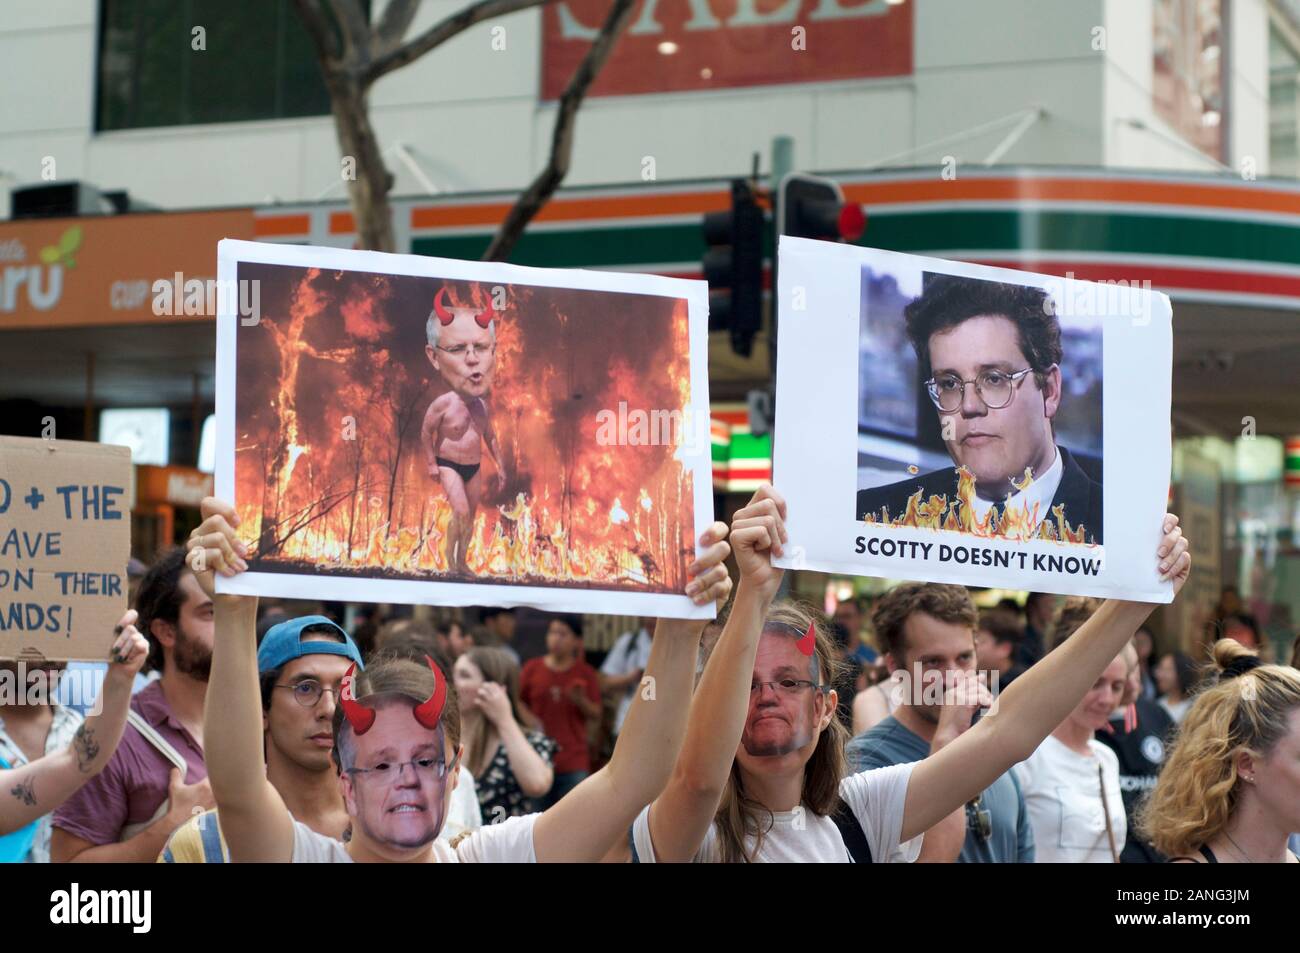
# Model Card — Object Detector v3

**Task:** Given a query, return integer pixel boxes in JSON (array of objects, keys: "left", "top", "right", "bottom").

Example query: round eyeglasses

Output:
[
  {"left": 924, "top": 367, "right": 1036, "bottom": 413},
  {"left": 273, "top": 679, "right": 341, "bottom": 708}
]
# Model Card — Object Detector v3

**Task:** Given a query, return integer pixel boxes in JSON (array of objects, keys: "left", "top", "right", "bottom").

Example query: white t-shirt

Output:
[
  {"left": 632, "top": 762, "right": 922, "bottom": 863},
  {"left": 1158, "top": 697, "right": 1192, "bottom": 725},
  {"left": 439, "top": 764, "right": 483, "bottom": 844},
  {"left": 291, "top": 812, "right": 538, "bottom": 863},
  {"left": 601, "top": 628, "right": 653, "bottom": 735},
  {"left": 1013, "top": 735, "right": 1125, "bottom": 863}
]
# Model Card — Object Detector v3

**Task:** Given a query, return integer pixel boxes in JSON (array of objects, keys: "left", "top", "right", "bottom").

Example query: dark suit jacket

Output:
[{"left": 855, "top": 445, "right": 1103, "bottom": 544}]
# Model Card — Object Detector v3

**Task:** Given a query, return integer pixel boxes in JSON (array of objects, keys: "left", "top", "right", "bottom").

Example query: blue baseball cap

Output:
[{"left": 257, "top": 615, "right": 364, "bottom": 674}]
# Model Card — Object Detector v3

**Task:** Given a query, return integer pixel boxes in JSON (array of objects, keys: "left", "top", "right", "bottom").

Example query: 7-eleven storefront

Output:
[
  {"left": 4, "top": 168, "right": 1294, "bottom": 643},
  {"left": 256, "top": 168, "right": 1299, "bottom": 648}
]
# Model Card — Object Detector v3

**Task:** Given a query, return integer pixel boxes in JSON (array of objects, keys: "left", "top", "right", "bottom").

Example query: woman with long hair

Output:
[
  {"left": 454, "top": 646, "right": 556, "bottom": 821},
  {"left": 1140, "top": 639, "right": 1300, "bottom": 864},
  {"left": 635, "top": 485, "right": 1189, "bottom": 863},
  {"left": 1154, "top": 650, "right": 1198, "bottom": 724}
]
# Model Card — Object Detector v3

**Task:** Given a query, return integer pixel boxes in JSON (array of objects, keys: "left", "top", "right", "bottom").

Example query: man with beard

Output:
[
  {"left": 422, "top": 285, "right": 507, "bottom": 576},
  {"left": 52, "top": 548, "right": 216, "bottom": 862},
  {"left": 845, "top": 582, "right": 1034, "bottom": 863}
]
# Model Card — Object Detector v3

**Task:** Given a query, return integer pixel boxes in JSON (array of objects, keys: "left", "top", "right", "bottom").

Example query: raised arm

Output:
[
  {"left": 1, "top": 614, "right": 147, "bottom": 835},
  {"left": 188, "top": 498, "right": 296, "bottom": 862},
  {"left": 531, "top": 521, "right": 733, "bottom": 862},
  {"left": 645, "top": 486, "right": 786, "bottom": 862},
  {"left": 900, "top": 515, "right": 1190, "bottom": 841}
]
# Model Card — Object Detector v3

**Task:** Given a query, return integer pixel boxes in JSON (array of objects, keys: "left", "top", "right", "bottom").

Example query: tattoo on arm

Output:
[
  {"left": 10, "top": 778, "right": 36, "bottom": 806},
  {"left": 73, "top": 725, "right": 100, "bottom": 773}
]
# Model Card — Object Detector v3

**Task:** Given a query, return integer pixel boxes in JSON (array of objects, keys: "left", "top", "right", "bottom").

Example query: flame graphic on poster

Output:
[
  {"left": 232, "top": 264, "right": 695, "bottom": 593},
  {"left": 862, "top": 466, "right": 1093, "bottom": 544}
]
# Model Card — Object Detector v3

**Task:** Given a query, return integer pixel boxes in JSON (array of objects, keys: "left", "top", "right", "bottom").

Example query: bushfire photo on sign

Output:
[
  {"left": 773, "top": 238, "right": 1174, "bottom": 602},
  {"left": 214, "top": 240, "right": 713, "bottom": 618}
]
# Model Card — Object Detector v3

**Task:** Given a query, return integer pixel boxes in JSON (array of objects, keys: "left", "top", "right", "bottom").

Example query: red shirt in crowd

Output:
[{"left": 519, "top": 656, "right": 601, "bottom": 775}]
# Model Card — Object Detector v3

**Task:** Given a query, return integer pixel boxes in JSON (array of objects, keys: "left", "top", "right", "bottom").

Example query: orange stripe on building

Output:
[
  {"left": 841, "top": 177, "right": 1300, "bottom": 217},
  {"left": 254, "top": 214, "right": 311, "bottom": 237},
  {"left": 329, "top": 211, "right": 355, "bottom": 234},
  {"left": 411, "top": 190, "right": 730, "bottom": 230}
]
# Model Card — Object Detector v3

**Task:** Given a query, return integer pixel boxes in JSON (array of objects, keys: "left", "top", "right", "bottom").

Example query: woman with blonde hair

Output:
[
  {"left": 635, "top": 485, "right": 1190, "bottom": 863},
  {"left": 453, "top": 646, "right": 556, "bottom": 822},
  {"left": 1140, "top": 639, "right": 1300, "bottom": 863}
]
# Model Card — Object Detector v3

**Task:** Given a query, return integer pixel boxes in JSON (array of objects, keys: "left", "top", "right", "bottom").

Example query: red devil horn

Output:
[
  {"left": 340, "top": 663, "right": 376, "bottom": 735},
  {"left": 412, "top": 655, "right": 448, "bottom": 730},
  {"left": 434, "top": 286, "right": 454, "bottom": 325},
  {"left": 474, "top": 295, "right": 497, "bottom": 329},
  {"left": 797, "top": 621, "right": 816, "bottom": 657}
]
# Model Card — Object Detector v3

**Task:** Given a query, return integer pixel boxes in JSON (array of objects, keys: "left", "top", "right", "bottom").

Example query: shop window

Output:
[{"left": 96, "top": 0, "right": 366, "bottom": 131}]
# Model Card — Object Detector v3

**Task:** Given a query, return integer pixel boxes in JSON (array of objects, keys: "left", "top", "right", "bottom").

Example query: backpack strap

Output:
[
  {"left": 126, "top": 709, "right": 188, "bottom": 774},
  {"left": 830, "top": 796, "right": 873, "bottom": 864}
]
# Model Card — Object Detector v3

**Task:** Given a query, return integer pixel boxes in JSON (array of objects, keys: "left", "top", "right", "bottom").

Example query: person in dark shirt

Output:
[
  {"left": 1094, "top": 641, "right": 1175, "bottom": 863},
  {"left": 974, "top": 607, "right": 1027, "bottom": 692},
  {"left": 1017, "top": 591, "right": 1055, "bottom": 669}
]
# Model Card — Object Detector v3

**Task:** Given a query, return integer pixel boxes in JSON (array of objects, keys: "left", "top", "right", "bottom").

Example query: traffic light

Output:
[
  {"left": 776, "top": 173, "right": 865, "bottom": 243},
  {"left": 702, "top": 179, "right": 765, "bottom": 357}
]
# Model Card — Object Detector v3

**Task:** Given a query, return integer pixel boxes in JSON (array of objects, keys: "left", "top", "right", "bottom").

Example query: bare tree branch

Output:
[
  {"left": 293, "top": 0, "right": 343, "bottom": 67},
  {"left": 365, "top": 0, "right": 552, "bottom": 85},
  {"left": 325, "top": 0, "right": 372, "bottom": 66},
  {"left": 370, "top": 0, "right": 420, "bottom": 59},
  {"left": 482, "top": 0, "right": 636, "bottom": 261}
]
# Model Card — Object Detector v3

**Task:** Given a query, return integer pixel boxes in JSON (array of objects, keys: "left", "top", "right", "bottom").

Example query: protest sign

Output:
[
  {"left": 0, "top": 437, "right": 132, "bottom": 660},
  {"left": 773, "top": 237, "right": 1174, "bottom": 601},
  {"left": 214, "top": 240, "right": 714, "bottom": 618}
]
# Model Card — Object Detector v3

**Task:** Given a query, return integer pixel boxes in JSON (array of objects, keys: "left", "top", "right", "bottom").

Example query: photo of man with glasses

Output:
[
  {"left": 856, "top": 273, "right": 1103, "bottom": 543},
  {"left": 422, "top": 284, "right": 508, "bottom": 576}
]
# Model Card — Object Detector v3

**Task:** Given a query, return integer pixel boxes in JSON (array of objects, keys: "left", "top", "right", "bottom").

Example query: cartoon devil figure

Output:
[{"left": 421, "top": 285, "right": 507, "bottom": 576}]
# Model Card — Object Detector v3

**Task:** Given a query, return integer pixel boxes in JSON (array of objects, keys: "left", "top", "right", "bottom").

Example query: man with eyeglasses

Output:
[
  {"left": 857, "top": 274, "right": 1103, "bottom": 544},
  {"left": 846, "top": 582, "right": 1035, "bottom": 863},
  {"left": 422, "top": 284, "right": 508, "bottom": 576},
  {"left": 158, "top": 616, "right": 359, "bottom": 861}
]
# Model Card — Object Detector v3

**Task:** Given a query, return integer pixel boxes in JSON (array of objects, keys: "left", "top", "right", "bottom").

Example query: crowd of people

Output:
[{"left": 4, "top": 482, "right": 1299, "bottom": 864}]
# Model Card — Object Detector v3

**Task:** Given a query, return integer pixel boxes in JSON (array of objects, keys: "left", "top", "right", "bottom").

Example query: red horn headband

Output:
[
  {"left": 435, "top": 286, "right": 496, "bottom": 329},
  {"left": 434, "top": 286, "right": 454, "bottom": 325},
  {"left": 796, "top": 621, "right": 817, "bottom": 657},
  {"left": 339, "top": 657, "right": 448, "bottom": 736}
]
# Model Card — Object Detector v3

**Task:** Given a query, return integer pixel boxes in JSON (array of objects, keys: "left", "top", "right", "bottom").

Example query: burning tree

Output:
[{"left": 294, "top": 0, "right": 638, "bottom": 257}]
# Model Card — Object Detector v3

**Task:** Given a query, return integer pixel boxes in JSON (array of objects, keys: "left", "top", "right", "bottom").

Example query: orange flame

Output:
[
  {"left": 864, "top": 466, "right": 1093, "bottom": 544},
  {"left": 232, "top": 266, "right": 695, "bottom": 594}
]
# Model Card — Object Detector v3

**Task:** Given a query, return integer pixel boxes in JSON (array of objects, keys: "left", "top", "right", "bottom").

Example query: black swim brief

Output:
[{"left": 435, "top": 457, "right": 481, "bottom": 483}]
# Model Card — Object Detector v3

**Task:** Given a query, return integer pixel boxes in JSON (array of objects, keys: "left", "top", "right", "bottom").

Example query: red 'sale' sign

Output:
[{"left": 542, "top": 0, "right": 913, "bottom": 99}]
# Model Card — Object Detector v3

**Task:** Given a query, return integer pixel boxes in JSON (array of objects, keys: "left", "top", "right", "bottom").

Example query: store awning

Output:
[{"left": 711, "top": 403, "right": 770, "bottom": 493}]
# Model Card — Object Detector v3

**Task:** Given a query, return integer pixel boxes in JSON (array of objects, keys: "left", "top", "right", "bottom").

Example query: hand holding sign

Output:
[
  {"left": 105, "top": 608, "right": 148, "bottom": 679},
  {"left": 185, "top": 497, "right": 249, "bottom": 599},
  {"left": 729, "top": 485, "right": 787, "bottom": 602},
  {"left": 656, "top": 522, "right": 732, "bottom": 641},
  {"left": 1156, "top": 514, "right": 1190, "bottom": 594}
]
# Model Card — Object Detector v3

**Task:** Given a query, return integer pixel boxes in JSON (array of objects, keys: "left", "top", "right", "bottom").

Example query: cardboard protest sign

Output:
[
  {"left": 0, "top": 437, "right": 132, "bottom": 660},
  {"left": 773, "top": 238, "right": 1174, "bottom": 602},
  {"left": 215, "top": 240, "right": 714, "bottom": 618}
]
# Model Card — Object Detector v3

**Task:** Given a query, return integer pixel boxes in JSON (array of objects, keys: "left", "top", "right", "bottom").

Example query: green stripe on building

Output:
[{"left": 412, "top": 209, "right": 1300, "bottom": 271}]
